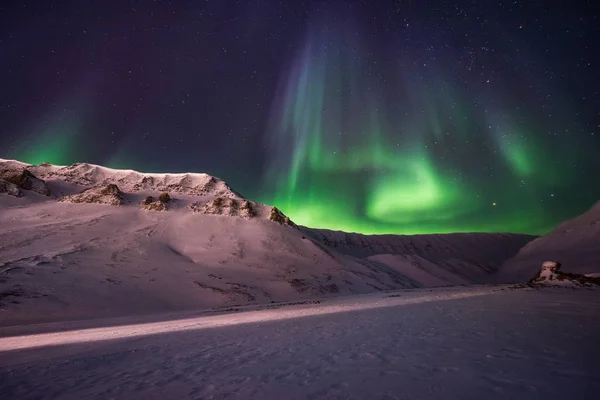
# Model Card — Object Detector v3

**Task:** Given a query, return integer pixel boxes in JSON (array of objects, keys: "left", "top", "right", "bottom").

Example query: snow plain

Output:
[{"left": 1, "top": 285, "right": 599, "bottom": 399}]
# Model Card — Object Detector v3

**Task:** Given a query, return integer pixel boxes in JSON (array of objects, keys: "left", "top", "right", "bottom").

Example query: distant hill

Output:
[{"left": 495, "top": 201, "right": 600, "bottom": 283}]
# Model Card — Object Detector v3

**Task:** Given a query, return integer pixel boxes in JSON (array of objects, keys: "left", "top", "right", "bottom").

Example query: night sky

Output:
[{"left": 1, "top": 1, "right": 599, "bottom": 235}]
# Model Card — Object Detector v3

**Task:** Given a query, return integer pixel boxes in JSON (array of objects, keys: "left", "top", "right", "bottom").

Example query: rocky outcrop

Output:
[
  {"left": 189, "top": 197, "right": 256, "bottom": 218},
  {"left": 0, "top": 179, "right": 22, "bottom": 197},
  {"left": 0, "top": 169, "right": 52, "bottom": 196},
  {"left": 269, "top": 207, "right": 297, "bottom": 227},
  {"left": 141, "top": 193, "right": 171, "bottom": 211},
  {"left": 529, "top": 261, "right": 600, "bottom": 287},
  {"left": 144, "top": 201, "right": 167, "bottom": 211},
  {"left": 59, "top": 184, "right": 124, "bottom": 206},
  {"left": 238, "top": 200, "right": 256, "bottom": 218},
  {"left": 158, "top": 192, "right": 171, "bottom": 203},
  {"left": 189, "top": 199, "right": 297, "bottom": 227}
]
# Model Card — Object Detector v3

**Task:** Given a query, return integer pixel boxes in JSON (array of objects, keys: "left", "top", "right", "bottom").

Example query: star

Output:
[{"left": 0, "top": 0, "right": 596, "bottom": 235}]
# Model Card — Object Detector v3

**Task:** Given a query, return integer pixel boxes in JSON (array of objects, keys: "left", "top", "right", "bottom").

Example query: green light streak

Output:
[
  {"left": 15, "top": 125, "right": 80, "bottom": 166},
  {"left": 491, "top": 116, "right": 536, "bottom": 177},
  {"left": 262, "top": 28, "right": 555, "bottom": 235},
  {"left": 9, "top": 92, "right": 91, "bottom": 167},
  {"left": 366, "top": 155, "right": 466, "bottom": 223}
]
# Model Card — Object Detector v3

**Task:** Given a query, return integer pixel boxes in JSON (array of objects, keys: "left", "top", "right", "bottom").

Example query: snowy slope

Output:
[
  {"left": 1, "top": 286, "right": 599, "bottom": 400},
  {"left": 307, "top": 229, "right": 531, "bottom": 285},
  {"left": 495, "top": 201, "right": 600, "bottom": 283},
  {"left": 0, "top": 158, "right": 534, "bottom": 325}
]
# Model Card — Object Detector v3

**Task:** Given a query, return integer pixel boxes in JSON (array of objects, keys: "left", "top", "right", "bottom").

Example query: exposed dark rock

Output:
[
  {"left": 141, "top": 193, "right": 171, "bottom": 211},
  {"left": 142, "top": 196, "right": 154, "bottom": 205},
  {"left": 240, "top": 200, "right": 255, "bottom": 217},
  {"left": 99, "top": 184, "right": 121, "bottom": 196},
  {"left": 159, "top": 192, "right": 171, "bottom": 203},
  {"left": 529, "top": 261, "right": 600, "bottom": 287},
  {"left": 190, "top": 197, "right": 256, "bottom": 218},
  {"left": 59, "top": 184, "right": 124, "bottom": 206},
  {"left": 0, "top": 169, "right": 52, "bottom": 196},
  {"left": 269, "top": 207, "right": 297, "bottom": 227},
  {"left": 0, "top": 179, "right": 22, "bottom": 197},
  {"left": 142, "top": 199, "right": 168, "bottom": 211}
]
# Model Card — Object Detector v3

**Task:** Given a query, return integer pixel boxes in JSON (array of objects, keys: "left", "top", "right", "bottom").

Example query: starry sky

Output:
[{"left": 1, "top": 0, "right": 599, "bottom": 235}]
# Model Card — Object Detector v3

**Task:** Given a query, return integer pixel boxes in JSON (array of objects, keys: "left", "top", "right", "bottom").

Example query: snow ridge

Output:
[{"left": 25, "top": 160, "right": 241, "bottom": 198}]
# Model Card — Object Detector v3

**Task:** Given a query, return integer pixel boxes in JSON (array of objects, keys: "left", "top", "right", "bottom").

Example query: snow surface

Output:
[
  {"left": 0, "top": 198, "right": 531, "bottom": 327},
  {"left": 0, "top": 285, "right": 599, "bottom": 399}
]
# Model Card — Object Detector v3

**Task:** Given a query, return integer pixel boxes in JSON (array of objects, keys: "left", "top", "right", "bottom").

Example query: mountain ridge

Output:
[{"left": 0, "top": 158, "right": 538, "bottom": 325}]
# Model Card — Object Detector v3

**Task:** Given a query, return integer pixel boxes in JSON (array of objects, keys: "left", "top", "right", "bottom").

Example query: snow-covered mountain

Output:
[
  {"left": 495, "top": 201, "right": 600, "bottom": 283},
  {"left": 0, "top": 158, "right": 241, "bottom": 198},
  {"left": 0, "top": 158, "right": 535, "bottom": 325}
]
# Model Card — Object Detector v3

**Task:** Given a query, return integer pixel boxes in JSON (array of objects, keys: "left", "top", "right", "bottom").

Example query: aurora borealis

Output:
[{"left": 1, "top": 1, "right": 598, "bottom": 235}]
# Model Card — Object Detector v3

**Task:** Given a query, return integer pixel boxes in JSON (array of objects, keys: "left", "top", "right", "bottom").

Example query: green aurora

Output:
[
  {"left": 261, "top": 29, "right": 568, "bottom": 235},
  {"left": 5, "top": 19, "right": 592, "bottom": 237}
]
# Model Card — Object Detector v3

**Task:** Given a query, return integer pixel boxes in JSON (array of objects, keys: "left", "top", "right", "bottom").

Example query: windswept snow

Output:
[{"left": 0, "top": 286, "right": 599, "bottom": 400}]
